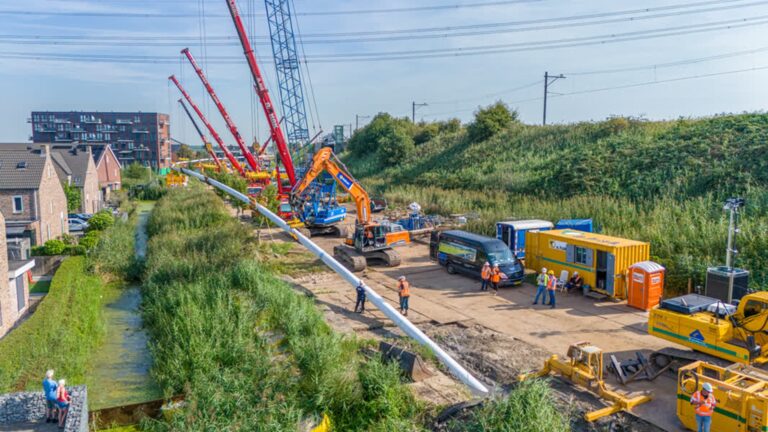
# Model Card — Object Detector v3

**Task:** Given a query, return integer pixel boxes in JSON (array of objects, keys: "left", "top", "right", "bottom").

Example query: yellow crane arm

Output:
[{"left": 291, "top": 147, "right": 371, "bottom": 224}]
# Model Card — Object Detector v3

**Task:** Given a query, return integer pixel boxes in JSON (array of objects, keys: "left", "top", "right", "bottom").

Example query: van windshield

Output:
[{"left": 487, "top": 246, "right": 515, "bottom": 265}]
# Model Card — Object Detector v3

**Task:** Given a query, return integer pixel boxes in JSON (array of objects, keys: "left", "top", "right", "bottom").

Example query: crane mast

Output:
[
  {"left": 168, "top": 74, "right": 246, "bottom": 177},
  {"left": 177, "top": 99, "right": 224, "bottom": 169},
  {"left": 181, "top": 47, "right": 261, "bottom": 173},
  {"left": 264, "top": 0, "right": 310, "bottom": 156},
  {"left": 224, "top": 0, "right": 296, "bottom": 187}
]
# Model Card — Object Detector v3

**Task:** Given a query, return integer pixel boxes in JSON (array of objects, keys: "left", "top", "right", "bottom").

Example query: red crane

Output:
[
  {"left": 177, "top": 98, "right": 224, "bottom": 169},
  {"left": 168, "top": 74, "right": 246, "bottom": 177},
  {"left": 181, "top": 47, "right": 261, "bottom": 173},
  {"left": 224, "top": 0, "right": 296, "bottom": 188}
]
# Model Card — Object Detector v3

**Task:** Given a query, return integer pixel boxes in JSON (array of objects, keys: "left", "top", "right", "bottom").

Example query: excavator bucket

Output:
[{"left": 379, "top": 341, "right": 434, "bottom": 382}]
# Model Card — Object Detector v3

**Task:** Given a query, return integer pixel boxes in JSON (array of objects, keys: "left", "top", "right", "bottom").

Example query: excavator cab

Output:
[{"left": 353, "top": 224, "right": 387, "bottom": 252}]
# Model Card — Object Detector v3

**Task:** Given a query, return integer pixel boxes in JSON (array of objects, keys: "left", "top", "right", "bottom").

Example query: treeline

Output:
[{"left": 343, "top": 105, "right": 768, "bottom": 292}]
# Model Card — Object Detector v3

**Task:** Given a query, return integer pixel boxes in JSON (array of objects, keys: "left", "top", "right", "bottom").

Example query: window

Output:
[
  {"left": 12, "top": 196, "right": 23, "bottom": 213},
  {"left": 574, "top": 247, "right": 589, "bottom": 265}
]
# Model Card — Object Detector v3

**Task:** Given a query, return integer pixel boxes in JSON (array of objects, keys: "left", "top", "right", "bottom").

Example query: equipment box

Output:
[{"left": 660, "top": 294, "right": 718, "bottom": 315}]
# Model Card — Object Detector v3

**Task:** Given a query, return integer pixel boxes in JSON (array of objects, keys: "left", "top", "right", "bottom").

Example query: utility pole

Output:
[
  {"left": 543, "top": 71, "right": 565, "bottom": 125},
  {"left": 412, "top": 101, "right": 428, "bottom": 123},
  {"left": 355, "top": 114, "right": 370, "bottom": 131}
]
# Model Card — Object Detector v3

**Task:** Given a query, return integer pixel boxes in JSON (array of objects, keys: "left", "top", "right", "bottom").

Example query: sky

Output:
[{"left": 0, "top": 0, "right": 767, "bottom": 145}]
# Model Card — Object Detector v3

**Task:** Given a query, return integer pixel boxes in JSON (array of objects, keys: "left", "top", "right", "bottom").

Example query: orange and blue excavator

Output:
[{"left": 291, "top": 146, "right": 409, "bottom": 272}]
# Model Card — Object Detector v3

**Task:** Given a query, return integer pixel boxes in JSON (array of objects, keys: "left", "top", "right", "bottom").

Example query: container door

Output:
[
  {"left": 606, "top": 253, "right": 616, "bottom": 296},
  {"left": 516, "top": 229, "right": 526, "bottom": 258}
]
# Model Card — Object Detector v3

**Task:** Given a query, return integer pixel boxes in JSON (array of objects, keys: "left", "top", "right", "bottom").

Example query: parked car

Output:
[
  {"left": 430, "top": 230, "right": 525, "bottom": 286},
  {"left": 68, "top": 218, "right": 89, "bottom": 232}
]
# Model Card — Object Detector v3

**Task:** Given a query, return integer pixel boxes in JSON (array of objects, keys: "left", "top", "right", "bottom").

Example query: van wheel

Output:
[{"left": 447, "top": 264, "right": 456, "bottom": 275}]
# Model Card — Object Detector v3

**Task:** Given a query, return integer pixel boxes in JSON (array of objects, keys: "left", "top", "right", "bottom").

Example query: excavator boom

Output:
[{"left": 291, "top": 147, "right": 370, "bottom": 225}]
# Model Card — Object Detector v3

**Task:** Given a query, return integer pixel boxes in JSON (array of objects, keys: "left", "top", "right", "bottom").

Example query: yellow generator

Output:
[
  {"left": 649, "top": 292, "right": 768, "bottom": 365},
  {"left": 678, "top": 361, "right": 768, "bottom": 431}
]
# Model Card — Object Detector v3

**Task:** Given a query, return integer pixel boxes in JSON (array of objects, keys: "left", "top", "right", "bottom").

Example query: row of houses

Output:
[{"left": 0, "top": 143, "right": 123, "bottom": 337}]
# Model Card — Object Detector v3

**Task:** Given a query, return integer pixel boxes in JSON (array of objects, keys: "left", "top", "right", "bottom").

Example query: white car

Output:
[{"left": 68, "top": 218, "right": 88, "bottom": 232}]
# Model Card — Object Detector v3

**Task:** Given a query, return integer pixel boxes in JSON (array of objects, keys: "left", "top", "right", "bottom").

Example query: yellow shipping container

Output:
[{"left": 525, "top": 229, "right": 650, "bottom": 299}]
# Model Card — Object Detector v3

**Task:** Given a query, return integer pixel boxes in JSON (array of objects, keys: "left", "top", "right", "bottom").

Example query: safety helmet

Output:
[
  {"left": 702, "top": 383, "right": 713, "bottom": 392},
  {"left": 574, "top": 271, "right": 579, "bottom": 275},
  {"left": 548, "top": 270, "right": 555, "bottom": 275},
  {"left": 493, "top": 264, "right": 499, "bottom": 268},
  {"left": 398, "top": 276, "right": 406, "bottom": 281},
  {"left": 541, "top": 267, "right": 547, "bottom": 273},
  {"left": 484, "top": 262, "right": 490, "bottom": 266}
]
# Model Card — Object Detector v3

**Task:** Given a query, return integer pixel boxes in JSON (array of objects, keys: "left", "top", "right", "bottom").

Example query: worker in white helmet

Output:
[{"left": 533, "top": 267, "right": 548, "bottom": 305}]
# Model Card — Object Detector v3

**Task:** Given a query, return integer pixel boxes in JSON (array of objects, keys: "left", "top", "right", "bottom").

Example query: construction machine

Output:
[
  {"left": 649, "top": 292, "right": 768, "bottom": 366},
  {"left": 291, "top": 147, "right": 409, "bottom": 271}
]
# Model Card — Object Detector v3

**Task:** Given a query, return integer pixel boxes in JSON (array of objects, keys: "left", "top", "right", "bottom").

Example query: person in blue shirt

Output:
[
  {"left": 42, "top": 369, "right": 58, "bottom": 423},
  {"left": 354, "top": 283, "right": 366, "bottom": 313}
]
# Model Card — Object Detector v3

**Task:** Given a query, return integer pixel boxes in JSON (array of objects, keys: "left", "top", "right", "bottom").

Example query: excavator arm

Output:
[{"left": 291, "top": 147, "right": 370, "bottom": 225}]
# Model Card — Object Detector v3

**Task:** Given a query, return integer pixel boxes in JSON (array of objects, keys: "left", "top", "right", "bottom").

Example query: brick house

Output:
[
  {"left": 47, "top": 145, "right": 101, "bottom": 214},
  {"left": 90, "top": 144, "right": 122, "bottom": 202},
  {"left": 0, "top": 208, "right": 36, "bottom": 338},
  {"left": 0, "top": 145, "right": 69, "bottom": 245}
]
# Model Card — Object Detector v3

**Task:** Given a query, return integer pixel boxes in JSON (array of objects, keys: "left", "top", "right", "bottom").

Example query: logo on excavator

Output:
[
  {"left": 689, "top": 329, "right": 705, "bottom": 345},
  {"left": 336, "top": 172, "right": 353, "bottom": 189}
]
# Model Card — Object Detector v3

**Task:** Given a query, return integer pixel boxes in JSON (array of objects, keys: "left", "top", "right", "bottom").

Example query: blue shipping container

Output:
[
  {"left": 496, "top": 220, "right": 554, "bottom": 259},
  {"left": 555, "top": 219, "right": 593, "bottom": 233}
]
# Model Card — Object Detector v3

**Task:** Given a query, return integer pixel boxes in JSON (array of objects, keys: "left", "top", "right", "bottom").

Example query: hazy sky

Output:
[{"left": 0, "top": 0, "right": 766, "bottom": 144}]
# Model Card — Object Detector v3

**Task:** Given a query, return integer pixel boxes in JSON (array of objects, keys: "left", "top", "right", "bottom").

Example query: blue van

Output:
[{"left": 430, "top": 230, "right": 525, "bottom": 286}]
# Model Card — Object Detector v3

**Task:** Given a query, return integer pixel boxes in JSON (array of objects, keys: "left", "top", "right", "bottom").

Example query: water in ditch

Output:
[{"left": 86, "top": 202, "right": 161, "bottom": 410}]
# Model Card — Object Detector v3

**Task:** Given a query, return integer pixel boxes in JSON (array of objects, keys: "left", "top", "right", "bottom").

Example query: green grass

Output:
[
  {"left": 344, "top": 112, "right": 768, "bottom": 294},
  {"left": 29, "top": 280, "right": 51, "bottom": 294},
  {"left": 0, "top": 257, "right": 109, "bottom": 392},
  {"left": 141, "top": 187, "right": 424, "bottom": 431}
]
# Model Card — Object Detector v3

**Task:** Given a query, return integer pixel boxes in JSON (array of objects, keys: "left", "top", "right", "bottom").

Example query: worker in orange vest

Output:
[
  {"left": 691, "top": 382, "right": 716, "bottom": 432},
  {"left": 546, "top": 270, "right": 558, "bottom": 308},
  {"left": 490, "top": 265, "right": 503, "bottom": 296},
  {"left": 480, "top": 262, "right": 492, "bottom": 292},
  {"left": 398, "top": 276, "right": 411, "bottom": 316}
]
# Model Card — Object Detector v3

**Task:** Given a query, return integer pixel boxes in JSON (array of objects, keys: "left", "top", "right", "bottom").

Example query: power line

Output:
[
  {"left": 3, "top": 16, "right": 768, "bottom": 64},
  {"left": 0, "top": 0, "right": 542, "bottom": 18},
  {"left": 428, "top": 80, "right": 543, "bottom": 105},
  {"left": 2, "top": 0, "right": 765, "bottom": 46}
]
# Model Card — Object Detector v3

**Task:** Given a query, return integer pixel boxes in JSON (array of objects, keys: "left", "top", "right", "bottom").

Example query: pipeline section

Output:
[{"left": 176, "top": 167, "right": 489, "bottom": 395}]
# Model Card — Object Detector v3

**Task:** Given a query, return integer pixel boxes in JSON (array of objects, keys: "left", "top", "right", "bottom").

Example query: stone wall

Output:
[{"left": 0, "top": 385, "right": 87, "bottom": 432}]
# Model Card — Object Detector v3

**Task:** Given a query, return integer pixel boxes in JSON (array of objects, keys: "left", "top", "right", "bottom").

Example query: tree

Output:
[
  {"left": 62, "top": 183, "right": 81, "bottom": 212},
  {"left": 175, "top": 144, "right": 196, "bottom": 160},
  {"left": 87, "top": 211, "right": 115, "bottom": 231},
  {"left": 347, "top": 113, "right": 415, "bottom": 166},
  {"left": 377, "top": 124, "right": 415, "bottom": 165},
  {"left": 467, "top": 101, "right": 518, "bottom": 142},
  {"left": 123, "top": 162, "right": 149, "bottom": 181}
]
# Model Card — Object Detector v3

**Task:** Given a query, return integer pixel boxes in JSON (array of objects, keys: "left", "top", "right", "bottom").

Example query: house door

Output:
[
  {"left": 605, "top": 253, "right": 616, "bottom": 296},
  {"left": 15, "top": 275, "right": 25, "bottom": 311}
]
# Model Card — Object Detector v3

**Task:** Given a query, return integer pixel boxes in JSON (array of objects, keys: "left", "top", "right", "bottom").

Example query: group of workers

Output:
[
  {"left": 480, "top": 262, "right": 506, "bottom": 295},
  {"left": 532, "top": 267, "right": 584, "bottom": 309},
  {"left": 354, "top": 275, "right": 411, "bottom": 316}
]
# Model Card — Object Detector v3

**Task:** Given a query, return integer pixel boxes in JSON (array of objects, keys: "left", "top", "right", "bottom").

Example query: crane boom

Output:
[
  {"left": 225, "top": 0, "right": 296, "bottom": 187},
  {"left": 291, "top": 147, "right": 370, "bottom": 225},
  {"left": 181, "top": 47, "right": 261, "bottom": 173},
  {"left": 177, "top": 99, "right": 224, "bottom": 169},
  {"left": 168, "top": 74, "right": 246, "bottom": 177}
]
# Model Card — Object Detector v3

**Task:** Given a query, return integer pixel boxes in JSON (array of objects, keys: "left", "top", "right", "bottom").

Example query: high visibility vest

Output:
[
  {"left": 481, "top": 267, "right": 492, "bottom": 280},
  {"left": 399, "top": 281, "right": 410, "bottom": 297},
  {"left": 537, "top": 274, "right": 548, "bottom": 286},
  {"left": 691, "top": 391, "right": 716, "bottom": 417},
  {"left": 547, "top": 275, "right": 557, "bottom": 290},
  {"left": 491, "top": 270, "right": 502, "bottom": 283}
]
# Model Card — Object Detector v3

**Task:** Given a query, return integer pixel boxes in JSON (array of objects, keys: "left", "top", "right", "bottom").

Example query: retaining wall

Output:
[{"left": 0, "top": 385, "right": 87, "bottom": 432}]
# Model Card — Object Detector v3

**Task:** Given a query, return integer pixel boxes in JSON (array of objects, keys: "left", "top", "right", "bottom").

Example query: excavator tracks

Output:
[
  {"left": 334, "top": 245, "right": 367, "bottom": 272},
  {"left": 370, "top": 248, "right": 401, "bottom": 267}
]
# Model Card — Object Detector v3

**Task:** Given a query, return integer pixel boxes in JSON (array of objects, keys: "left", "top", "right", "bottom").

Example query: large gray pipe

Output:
[{"left": 176, "top": 167, "right": 489, "bottom": 395}]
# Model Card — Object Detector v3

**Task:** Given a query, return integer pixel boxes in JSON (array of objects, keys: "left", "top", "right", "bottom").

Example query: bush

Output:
[
  {"left": 0, "top": 258, "right": 107, "bottom": 391},
  {"left": 87, "top": 211, "right": 115, "bottom": 231},
  {"left": 79, "top": 231, "right": 100, "bottom": 250},
  {"left": 347, "top": 113, "right": 415, "bottom": 166},
  {"left": 68, "top": 245, "right": 87, "bottom": 256},
  {"left": 43, "top": 239, "right": 67, "bottom": 255},
  {"left": 89, "top": 216, "right": 139, "bottom": 280},
  {"left": 457, "top": 379, "right": 568, "bottom": 432},
  {"left": 63, "top": 183, "right": 81, "bottom": 212},
  {"left": 467, "top": 101, "right": 517, "bottom": 142}
]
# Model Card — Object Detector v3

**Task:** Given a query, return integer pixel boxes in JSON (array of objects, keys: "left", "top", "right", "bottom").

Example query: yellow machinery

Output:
[
  {"left": 678, "top": 361, "right": 768, "bottom": 431},
  {"left": 519, "top": 342, "right": 652, "bottom": 422},
  {"left": 165, "top": 172, "right": 187, "bottom": 188},
  {"left": 649, "top": 292, "right": 768, "bottom": 365}
]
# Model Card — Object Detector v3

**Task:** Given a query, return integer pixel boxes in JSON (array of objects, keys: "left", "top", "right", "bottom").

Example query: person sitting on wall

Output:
[{"left": 566, "top": 272, "right": 584, "bottom": 294}]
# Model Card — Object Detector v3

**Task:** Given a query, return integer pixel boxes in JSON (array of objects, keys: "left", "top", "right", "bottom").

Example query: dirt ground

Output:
[{"left": 235, "top": 203, "right": 685, "bottom": 431}]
